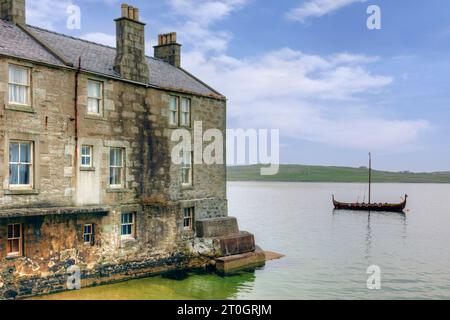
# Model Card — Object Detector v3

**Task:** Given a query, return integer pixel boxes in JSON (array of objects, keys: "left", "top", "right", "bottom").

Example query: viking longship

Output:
[{"left": 332, "top": 153, "right": 408, "bottom": 213}]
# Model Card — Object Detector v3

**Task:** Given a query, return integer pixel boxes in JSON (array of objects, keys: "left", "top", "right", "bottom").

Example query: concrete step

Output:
[
  {"left": 217, "top": 231, "right": 255, "bottom": 257},
  {"left": 196, "top": 216, "right": 239, "bottom": 238},
  {"left": 215, "top": 247, "right": 266, "bottom": 274}
]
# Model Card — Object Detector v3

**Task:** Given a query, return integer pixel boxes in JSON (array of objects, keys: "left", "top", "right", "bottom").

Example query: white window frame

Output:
[
  {"left": 83, "top": 224, "right": 94, "bottom": 245},
  {"left": 7, "top": 223, "right": 23, "bottom": 257},
  {"left": 87, "top": 80, "right": 103, "bottom": 115},
  {"left": 180, "top": 98, "right": 191, "bottom": 127},
  {"left": 183, "top": 207, "right": 194, "bottom": 231},
  {"left": 109, "top": 147, "right": 124, "bottom": 188},
  {"left": 81, "top": 145, "right": 93, "bottom": 168},
  {"left": 9, "top": 140, "right": 33, "bottom": 189},
  {"left": 8, "top": 64, "right": 31, "bottom": 106},
  {"left": 120, "top": 213, "right": 135, "bottom": 239},
  {"left": 169, "top": 96, "right": 179, "bottom": 126},
  {"left": 181, "top": 151, "right": 193, "bottom": 186}
]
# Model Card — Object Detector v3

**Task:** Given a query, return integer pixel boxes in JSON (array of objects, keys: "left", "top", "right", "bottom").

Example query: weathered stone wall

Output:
[
  {"left": 0, "top": 204, "right": 207, "bottom": 297},
  {"left": 166, "top": 94, "right": 228, "bottom": 216}
]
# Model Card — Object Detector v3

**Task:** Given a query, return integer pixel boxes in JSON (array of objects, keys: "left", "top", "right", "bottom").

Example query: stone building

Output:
[{"left": 0, "top": 1, "right": 260, "bottom": 298}]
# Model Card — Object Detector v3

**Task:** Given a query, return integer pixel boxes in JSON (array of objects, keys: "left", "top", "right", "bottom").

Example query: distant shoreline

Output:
[{"left": 227, "top": 165, "right": 450, "bottom": 184}]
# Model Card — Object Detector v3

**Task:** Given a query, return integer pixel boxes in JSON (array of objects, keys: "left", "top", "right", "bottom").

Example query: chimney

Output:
[
  {"left": 0, "top": 0, "right": 26, "bottom": 24},
  {"left": 114, "top": 3, "right": 149, "bottom": 83},
  {"left": 154, "top": 32, "right": 182, "bottom": 68}
]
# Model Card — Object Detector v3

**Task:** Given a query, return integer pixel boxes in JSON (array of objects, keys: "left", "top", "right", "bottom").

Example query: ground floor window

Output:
[
  {"left": 7, "top": 223, "right": 23, "bottom": 256},
  {"left": 83, "top": 224, "right": 94, "bottom": 245},
  {"left": 121, "top": 213, "right": 135, "bottom": 239},
  {"left": 183, "top": 207, "right": 195, "bottom": 231}
]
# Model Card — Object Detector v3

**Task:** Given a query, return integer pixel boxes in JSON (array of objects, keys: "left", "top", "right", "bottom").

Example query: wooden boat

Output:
[
  {"left": 332, "top": 195, "right": 407, "bottom": 213},
  {"left": 332, "top": 153, "right": 408, "bottom": 213}
]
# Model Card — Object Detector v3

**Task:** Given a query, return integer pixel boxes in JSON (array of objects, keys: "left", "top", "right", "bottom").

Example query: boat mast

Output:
[{"left": 368, "top": 152, "right": 372, "bottom": 204}]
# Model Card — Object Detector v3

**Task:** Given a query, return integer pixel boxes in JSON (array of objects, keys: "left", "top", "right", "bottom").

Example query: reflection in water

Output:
[
  {"left": 366, "top": 213, "right": 372, "bottom": 260},
  {"left": 332, "top": 210, "right": 408, "bottom": 262},
  {"left": 31, "top": 269, "right": 258, "bottom": 300}
]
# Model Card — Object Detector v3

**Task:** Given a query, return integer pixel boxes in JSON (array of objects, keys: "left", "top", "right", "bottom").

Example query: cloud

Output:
[
  {"left": 27, "top": 0, "right": 74, "bottom": 30},
  {"left": 152, "top": 0, "right": 430, "bottom": 151},
  {"left": 183, "top": 49, "right": 429, "bottom": 151},
  {"left": 166, "top": 0, "right": 249, "bottom": 53},
  {"left": 287, "top": 0, "right": 365, "bottom": 22},
  {"left": 168, "top": 0, "right": 248, "bottom": 25},
  {"left": 80, "top": 32, "right": 116, "bottom": 47}
]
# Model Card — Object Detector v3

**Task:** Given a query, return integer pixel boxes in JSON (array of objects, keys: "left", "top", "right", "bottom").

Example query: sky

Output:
[{"left": 25, "top": 0, "right": 450, "bottom": 172}]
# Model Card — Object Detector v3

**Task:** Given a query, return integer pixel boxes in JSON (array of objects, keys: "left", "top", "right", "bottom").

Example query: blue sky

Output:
[{"left": 26, "top": 0, "right": 450, "bottom": 172}]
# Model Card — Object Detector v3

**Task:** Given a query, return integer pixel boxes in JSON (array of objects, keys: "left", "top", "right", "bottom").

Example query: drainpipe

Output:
[{"left": 73, "top": 57, "right": 81, "bottom": 195}]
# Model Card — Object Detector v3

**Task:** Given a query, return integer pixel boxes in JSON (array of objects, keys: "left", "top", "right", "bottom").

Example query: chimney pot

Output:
[
  {"left": 133, "top": 8, "right": 139, "bottom": 21},
  {"left": 121, "top": 4, "right": 128, "bottom": 18},
  {"left": 128, "top": 5, "right": 134, "bottom": 20}
]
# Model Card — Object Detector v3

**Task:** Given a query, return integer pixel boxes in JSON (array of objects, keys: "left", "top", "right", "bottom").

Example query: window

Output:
[
  {"left": 9, "top": 65, "right": 30, "bottom": 106},
  {"left": 83, "top": 224, "right": 94, "bottom": 245},
  {"left": 183, "top": 207, "right": 194, "bottom": 231},
  {"left": 109, "top": 147, "right": 124, "bottom": 187},
  {"left": 81, "top": 145, "right": 93, "bottom": 167},
  {"left": 87, "top": 80, "right": 103, "bottom": 114},
  {"left": 181, "top": 151, "right": 193, "bottom": 186},
  {"left": 180, "top": 98, "right": 191, "bottom": 127},
  {"left": 7, "top": 223, "right": 23, "bottom": 256},
  {"left": 121, "top": 213, "right": 134, "bottom": 238},
  {"left": 9, "top": 141, "right": 33, "bottom": 187},
  {"left": 169, "top": 96, "right": 179, "bottom": 125}
]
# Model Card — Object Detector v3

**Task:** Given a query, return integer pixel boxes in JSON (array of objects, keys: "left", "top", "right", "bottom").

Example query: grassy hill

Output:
[{"left": 227, "top": 165, "right": 450, "bottom": 183}]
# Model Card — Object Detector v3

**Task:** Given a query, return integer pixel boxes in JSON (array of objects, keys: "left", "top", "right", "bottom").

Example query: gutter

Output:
[{"left": 73, "top": 57, "right": 81, "bottom": 195}]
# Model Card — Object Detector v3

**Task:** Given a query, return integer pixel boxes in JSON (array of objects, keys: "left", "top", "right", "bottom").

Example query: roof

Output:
[{"left": 0, "top": 19, "right": 224, "bottom": 99}]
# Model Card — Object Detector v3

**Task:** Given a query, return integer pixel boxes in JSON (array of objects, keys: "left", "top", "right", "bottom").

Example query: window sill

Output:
[
  {"left": 4, "top": 189, "right": 39, "bottom": 195},
  {"left": 80, "top": 167, "right": 96, "bottom": 172},
  {"left": 5, "top": 104, "right": 35, "bottom": 113},
  {"left": 120, "top": 237, "right": 137, "bottom": 245},
  {"left": 168, "top": 123, "right": 192, "bottom": 129},
  {"left": 85, "top": 114, "right": 107, "bottom": 121},
  {"left": 106, "top": 188, "right": 129, "bottom": 193},
  {"left": 5, "top": 254, "right": 22, "bottom": 260},
  {"left": 181, "top": 185, "right": 194, "bottom": 191}
]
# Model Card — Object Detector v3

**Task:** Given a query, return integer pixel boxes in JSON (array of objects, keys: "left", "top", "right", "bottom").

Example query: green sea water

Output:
[{"left": 31, "top": 270, "right": 259, "bottom": 300}]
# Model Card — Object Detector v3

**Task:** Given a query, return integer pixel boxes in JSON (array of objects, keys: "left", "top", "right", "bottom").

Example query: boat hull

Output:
[{"left": 333, "top": 195, "right": 407, "bottom": 213}]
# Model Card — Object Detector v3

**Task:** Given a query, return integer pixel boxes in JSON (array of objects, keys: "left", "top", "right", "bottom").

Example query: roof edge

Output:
[{"left": 179, "top": 67, "right": 225, "bottom": 99}]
